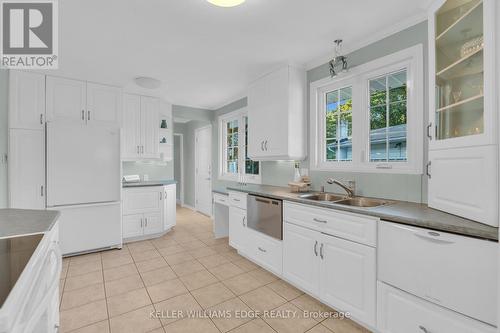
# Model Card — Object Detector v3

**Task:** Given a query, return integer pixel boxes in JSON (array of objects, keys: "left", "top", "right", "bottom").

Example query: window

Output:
[
  {"left": 326, "top": 86, "right": 353, "bottom": 162},
  {"left": 219, "top": 110, "right": 261, "bottom": 183},
  {"left": 369, "top": 70, "right": 407, "bottom": 162},
  {"left": 310, "top": 45, "right": 423, "bottom": 174}
]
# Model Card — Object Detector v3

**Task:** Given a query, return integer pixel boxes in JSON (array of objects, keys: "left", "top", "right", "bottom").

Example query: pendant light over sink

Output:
[{"left": 207, "top": 0, "right": 245, "bottom": 7}]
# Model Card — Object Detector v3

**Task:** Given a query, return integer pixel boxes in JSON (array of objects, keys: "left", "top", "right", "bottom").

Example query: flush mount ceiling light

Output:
[
  {"left": 207, "top": 0, "right": 245, "bottom": 7},
  {"left": 134, "top": 77, "right": 162, "bottom": 89},
  {"left": 329, "top": 39, "right": 348, "bottom": 78}
]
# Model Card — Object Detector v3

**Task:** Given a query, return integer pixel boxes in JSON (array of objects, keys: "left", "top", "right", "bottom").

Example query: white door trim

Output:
[
  {"left": 194, "top": 125, "right": 212, "bottom": 216},
  {"left": 173, "top": 133, "right": 184, "bottom": 206}
]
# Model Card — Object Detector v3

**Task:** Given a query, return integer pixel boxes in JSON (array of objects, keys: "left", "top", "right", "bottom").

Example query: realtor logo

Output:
[{"left": 1, "top": 0, "right": 58, "bottom": 68}]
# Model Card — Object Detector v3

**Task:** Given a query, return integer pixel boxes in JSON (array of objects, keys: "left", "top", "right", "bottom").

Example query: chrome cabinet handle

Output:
[
  {"left": 426, "top": 161, "right": 431, "bottom": 179},
  {"left": 264, "top": 140, "right": 268, "bottom": 151},
  {"left": 426, "top": 123, "right": 433, "bottom": 140},
  {"left": 233, "top": 198, "right": 241, "bottom": 202},
  {"left": 81, "top": 110, "right": 85, "bottom": 121},
  {"left": 140, "top": 218, "right": 143, "bottom": 227},
  {"left": 242, "top": 216, "right": 246, "bottom": 227},
  {"left": 261, "top": 141, "right": 264, "bottom": 151},
  {"left": 141, "top": 145, "right": 144, "bottom": 154},
  {"left": 314, "top": 241, "right": 318, "bottom": 256},
  {"left": 320, "top": 243, "right": 324, "bottom": 259},
  {"left": 313, "top": 218, "right": 327, "bottom": 224},
  {"left": 87, "top": 110, "right": 91, "bottom": 121},
  {"left": 40, "top": 114, "right": 43, "bottom": 124},
  {"left": 258, "top": 247, "right": 267, "bottom": 253},
  {"left": 137, "top": 146, "right": 140, "bottom": 154},
  {"left": 145, "top": 218, "right": 148, "bottom": 227},
  {"left": 40, "top": 185, "right": 44, "bottom": 197},
  {"left": 419, "top": 326, "right": 429, "bottom": 333}
]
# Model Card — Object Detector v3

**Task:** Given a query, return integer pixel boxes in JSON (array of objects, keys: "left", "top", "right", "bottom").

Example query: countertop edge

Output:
[
  {"left": 226, "top": 186, "right": 498, "bottom": 242},
  {"left": 122, "top": 180, "right": 177, "bottom": 188}
]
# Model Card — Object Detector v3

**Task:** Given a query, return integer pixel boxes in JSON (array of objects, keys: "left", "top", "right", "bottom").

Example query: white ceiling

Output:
[{"left": 46, "top": 0, "right": 429, "bottom": 110}]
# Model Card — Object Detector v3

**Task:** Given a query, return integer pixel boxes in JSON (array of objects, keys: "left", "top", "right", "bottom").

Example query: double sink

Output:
[{"left": 298, "top": 192, "right": 393, "bottom": 208}]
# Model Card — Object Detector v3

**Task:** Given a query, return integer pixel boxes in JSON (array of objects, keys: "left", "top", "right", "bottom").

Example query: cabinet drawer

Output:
[
  {"left": 247, "top": 229, "right": 282, "bottom": 276},
  {"left": 377, "top": 282, "right": 495, "bottom": 333},
  {"left": 284, "top": 202, "right": 377, "bottom": 247},
  {"left": 228, "top": 191, "right": 247, "bottom": 210},
  {"left": 378, "top": 221, "right": 497, "bottom": 325},
  {"left": 123, "top": 187, "right": 162, "bottom": 215},
  {"left": 213, "top": 193, "right": 229, "bottom": 206}
]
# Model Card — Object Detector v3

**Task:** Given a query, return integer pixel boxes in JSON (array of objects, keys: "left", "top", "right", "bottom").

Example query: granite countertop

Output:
[
  {"left": 226, "top": 185, "right": 498, "bottom": 241},
  {"left": 122, "top": 180, "right": 177, "bottom": 188},
  {"left": 0, "top": 209, "right": 60, "bottom": 238}
]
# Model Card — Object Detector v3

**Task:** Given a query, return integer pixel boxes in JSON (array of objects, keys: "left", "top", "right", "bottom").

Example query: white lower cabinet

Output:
[
  {"left": 122, "top": 214, "right": 144, "bottom": 239},
  {"left": 319, "top": 233, "right": 376, "bottom": 326},
  {"left": 228, "top": 206, "right": 248, "bottom": 252},
  {"left": 122, "top": 184, "right": 176, "bottom": 241},
  {"left": 377, "top": 282, "right": 496, "bottom": 333},
  {"left": 283, "top": 222, "right": 320, "bottom": 296},
  {"left": 246, "top": 228, "right": 282, "bottom": 276},
  {"left": 283, "top": 221, "right": 376, "bottom": 327},
  {"left": 378, "top": 221, "right": 497, "bottom": 325}
]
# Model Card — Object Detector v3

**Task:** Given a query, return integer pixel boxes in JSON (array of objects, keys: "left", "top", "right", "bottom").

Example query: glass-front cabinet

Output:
[
  {"left": 429, "top": 0, "right": 495, "bottom": 148},
  {"left": 427, "top": 0, "right": 498, "bottom": 227}
]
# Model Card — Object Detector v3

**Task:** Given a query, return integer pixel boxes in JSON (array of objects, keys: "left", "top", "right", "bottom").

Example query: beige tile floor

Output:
[{"left": 59, "top": 206, "right": 372, "bottom": 333}]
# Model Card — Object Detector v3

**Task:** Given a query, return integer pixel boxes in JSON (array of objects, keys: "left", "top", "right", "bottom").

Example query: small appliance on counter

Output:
[
  {"left": 288, "top": 175, "right": 311, "bottom": 193},
  {"left": 122, "top": 175, "right": 141, "bottom": 183}
]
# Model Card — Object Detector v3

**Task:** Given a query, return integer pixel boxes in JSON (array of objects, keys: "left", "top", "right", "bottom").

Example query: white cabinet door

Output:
[
  {"left": 163, "top": 184, "right": 176, "bottom": 230},
  {"left": 123, "top": 214, "right": 144, "bottom": 239},
  {"left": 143, "top": 212, "right": 163, "bottom": 235},
  {"left": 319, "top": 233, "right": 376, "bottom": 327},
  {"left": 122, "top": 187, "right": 162, "bottom": 215},
  {"left": 8, "top": 129, "right": 45, "bottom": 209},
  {"left": 377, "top": 282, "right": 496, "bottom": 333},
  {"left": 228, "top": 206, "right": 247, "bottom": 252},
  {"left": 46, "top": 76, "right": 86, "bottom": 123},
  {"left": 122, "top": 94, "right": 141, "bottom": 159},
  {"left": 428, "top": 146, "right": 498, "bottom": 226},
  {"left": 86, "top": 83, "right": 122, "bottom": 127},
  {"left": 9, "top": 71, "right": 45, "bottom": 130},
  {"left": 140, "top": 96, "right": 159, "bottom": 158},
  {"left": 283, "top": 222, "right": 320, "bottom": 296},
  {"left": 260, "top": 66, "right": 289, "bottom": 157}
]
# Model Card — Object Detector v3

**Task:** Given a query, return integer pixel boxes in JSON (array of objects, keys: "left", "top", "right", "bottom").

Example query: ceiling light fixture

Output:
[
  {"left": 207, "top": 0, "right": 245, "bottom": 8},
  {"left": 134, "top": 77, "right": 162, "bottom": 89},
  {"left": 329, "top": 39, "right": 348, "bottom": 78}
]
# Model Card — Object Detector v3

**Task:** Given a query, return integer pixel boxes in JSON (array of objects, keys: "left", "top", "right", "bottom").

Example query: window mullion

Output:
[
  {"left": 385, "top": 75, "right": 390, "bottom": 162},
  {"left": 239, "top": 115, "right": 245, "bottom": 178}
]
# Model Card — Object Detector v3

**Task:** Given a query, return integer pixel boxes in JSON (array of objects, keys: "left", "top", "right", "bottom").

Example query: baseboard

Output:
[{"left": 181, "top": 204, "right": 196, "bottom": 211}]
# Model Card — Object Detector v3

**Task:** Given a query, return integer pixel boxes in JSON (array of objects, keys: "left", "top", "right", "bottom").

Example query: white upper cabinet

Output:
[
  {"left": 141, "top": 96, "right": 160, "bottom": 158},
  {"left": 247, "top": 65, "right": 306, "bottom": 161},
  {"left": 122, "top": 94, "right": 142, "bottom": 158},
  {"left": 46, "top": 76, "right": 121, "bottom": 126},
  {"left": 121, "top": 94, "right": 160, "bottom": 160},
  {"left": 46, "top": 76, "right": 86, "bottom": 123},
  {"left": 86, "top": 82, "right": 122, "bottom": 126},
  {"left": 427, "top": 0, "right": 498, "bottom": 226},
  {"left": 9, "top": 71, "right": 46, "bottom": 130}
]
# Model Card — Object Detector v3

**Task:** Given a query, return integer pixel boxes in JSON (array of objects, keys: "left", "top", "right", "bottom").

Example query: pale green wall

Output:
[
  {"left": 212, "top": 21, "right": 428, "bottom": 203},
  {"left": 0, "top": 70, "right": 8, "bottom": 208}
]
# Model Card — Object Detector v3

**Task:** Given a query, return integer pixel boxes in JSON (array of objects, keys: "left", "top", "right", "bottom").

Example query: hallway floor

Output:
[{"left": 58, "top": 207, "right": 370, "bottom": 333}]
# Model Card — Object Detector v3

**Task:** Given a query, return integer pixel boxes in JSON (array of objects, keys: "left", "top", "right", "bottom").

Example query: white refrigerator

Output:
[{"left": 46, "top": 122, "right": 122, "bottom": 255}]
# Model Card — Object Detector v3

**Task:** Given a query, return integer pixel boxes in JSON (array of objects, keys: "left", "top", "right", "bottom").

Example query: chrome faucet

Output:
[{"left": 326, "top": 178, "right": 355, "bottom": 198}]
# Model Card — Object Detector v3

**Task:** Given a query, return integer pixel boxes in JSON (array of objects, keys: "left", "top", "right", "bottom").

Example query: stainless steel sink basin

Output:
[
  {"left": 335, "top": 197, "right": 392, "bottom": 208},
  {"left": 299, "top": 193, "right": 347, "bottom": 202}
]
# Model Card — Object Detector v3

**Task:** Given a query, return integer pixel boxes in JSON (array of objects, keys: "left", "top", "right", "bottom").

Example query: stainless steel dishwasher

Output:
[{"left": 247, "top": 194, "right": 283, "bottom": 240}]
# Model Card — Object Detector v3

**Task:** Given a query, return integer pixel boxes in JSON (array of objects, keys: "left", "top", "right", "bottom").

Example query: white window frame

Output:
[
  {"left": 218, "top": 108, "right": 262, "bottom": 184},
  {"left": 310, "top": 44, "right": 424, "bottom": 174}
]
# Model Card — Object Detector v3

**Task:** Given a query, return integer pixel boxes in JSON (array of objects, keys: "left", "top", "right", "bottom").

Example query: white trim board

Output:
[{"left": 173, "top": 133, "right": 184, "bottom": 206}]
